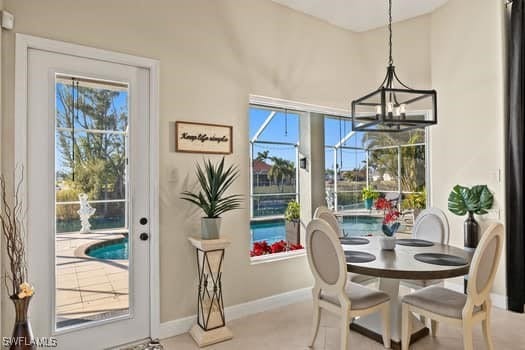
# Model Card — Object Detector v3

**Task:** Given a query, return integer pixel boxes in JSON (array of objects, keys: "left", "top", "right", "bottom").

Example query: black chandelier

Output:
[{"left": 351, "top": 0, "right": 437, "bottom": 132}]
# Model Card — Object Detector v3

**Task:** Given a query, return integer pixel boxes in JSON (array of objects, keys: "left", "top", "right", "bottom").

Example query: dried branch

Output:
[{"left": 0, "top": 165, "right": 29, "bottom": 297}]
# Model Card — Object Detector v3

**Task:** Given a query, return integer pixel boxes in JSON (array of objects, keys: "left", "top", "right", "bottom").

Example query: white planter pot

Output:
[
  {"left": 201, "top": 217, "right": 222, "bottom": 240},
  {"left": 285, "top": 220, "right": 300, "bottom": 245},
  {"left": 379, "top": 236, "right": 396, "bottom": 250}
]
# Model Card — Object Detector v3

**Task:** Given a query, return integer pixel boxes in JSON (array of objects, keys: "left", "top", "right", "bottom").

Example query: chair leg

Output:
[
  {"left": 340, "top": 311, "right": 351, "bottom": 350},
  {"left": 482, "top": 301, "right": 494, "bottom": 350},
  {"left": 309, "top": 304, "right": 321, "bottom": 347},
  {"left": 381, "top": 303, "right": 391, "bottom": 349},
  {"left": 401, "top": 304, "right": 411, "bottom": 350},
  {"left": 462, "top": 322, "right": 474, "bottom": 350},
  {"left": 430, "top": 319, "right": 438, "bottom": 337}
]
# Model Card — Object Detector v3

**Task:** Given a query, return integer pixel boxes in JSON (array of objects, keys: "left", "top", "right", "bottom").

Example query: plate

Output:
[
  {"left": 396, "top": 239, "right": 434, "bottom": 247},
  {"left": 414, "top": 253, "right": 468, "bottom": 266},
  {"left": 340, "top": 237, "right": 370, "bottom": 245},
  {"left": 345, "top": 250, "right": 376, "bottom": 263}
]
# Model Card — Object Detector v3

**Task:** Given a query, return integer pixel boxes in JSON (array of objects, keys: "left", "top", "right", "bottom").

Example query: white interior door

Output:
[{"left": 24, "top": 47, "right": 151, "bottom": 349}]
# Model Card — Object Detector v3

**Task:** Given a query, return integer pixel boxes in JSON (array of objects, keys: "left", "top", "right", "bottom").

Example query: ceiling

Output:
[{"left": 271, "top": 0, "right": 449, "bottom": 32}]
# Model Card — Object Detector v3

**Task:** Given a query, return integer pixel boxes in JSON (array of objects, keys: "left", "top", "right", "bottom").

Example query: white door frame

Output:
[{"left": 14, "top": 33, "right": 160, "bottom": 340}]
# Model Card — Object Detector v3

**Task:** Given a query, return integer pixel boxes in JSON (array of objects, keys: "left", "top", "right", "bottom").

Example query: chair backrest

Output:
[
  {"left": 466, "top": 223, "right": 504, "bottom": 307},
  {"left": 313, "top": 206, "right": 342, "bottom": 237},
  {"left": 413, "top": 208, "right": 450, "bottom": 244},
  {"left": 385, "top": 192, "right": 400, "bottom": 208},
  {"left": 305, "top": 219, "right": 347, "bottom": 295}
]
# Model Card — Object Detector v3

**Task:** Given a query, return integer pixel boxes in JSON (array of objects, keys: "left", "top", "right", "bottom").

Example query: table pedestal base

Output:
[
  {"left": 352, "top": 278, "right": 429, "bottom": 349},
  {"left": 189, "top": 324, "right": 233, "bottom": 348}
]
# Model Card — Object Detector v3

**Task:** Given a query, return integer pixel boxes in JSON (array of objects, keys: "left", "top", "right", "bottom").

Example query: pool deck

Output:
[{"left": 56, "top": 229, "right": 129, "bottom": 327}]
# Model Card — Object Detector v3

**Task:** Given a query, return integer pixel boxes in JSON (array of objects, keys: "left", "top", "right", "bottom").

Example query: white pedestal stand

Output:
[{"left": 188, "top": 237, "right": 233, "bottom": 347}]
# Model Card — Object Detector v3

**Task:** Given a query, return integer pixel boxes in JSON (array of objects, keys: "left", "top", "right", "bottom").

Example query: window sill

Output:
[{"left": 250, "top": 249, "right": 306, "bottom": 265}]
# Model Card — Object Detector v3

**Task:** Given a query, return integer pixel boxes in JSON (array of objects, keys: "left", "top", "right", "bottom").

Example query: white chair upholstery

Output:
[
  {"left": 402, "top": 208, "right": 450, "bottom": 290},
  {"left": 306, "top": 219, "right": 391, "bottom": 350},
  {"left": 413, "top": 208, "right": 450, "bottom": 244},
  {"left": 401, "top": 223, "right": 504, "bottom": 350},
  {"left": 313, "top": 207, "right": 376, "bottom": 285}
]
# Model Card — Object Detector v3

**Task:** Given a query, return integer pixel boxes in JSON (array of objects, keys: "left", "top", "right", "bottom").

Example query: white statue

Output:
[
  {"left": 326, "top": 189, "right": 335, "bottom": 211},
  {"left": 77, "top": 193, "right": 96, "bottom": 233}
]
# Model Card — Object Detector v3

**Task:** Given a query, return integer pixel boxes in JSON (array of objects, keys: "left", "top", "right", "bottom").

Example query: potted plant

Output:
[
  {"left": 402, "top": 190, "right": 426, "bottom": 219},
  {"left": 181, "top": 157, "right": 242, "bottom": 240},
  {"left": 375, "top": 197, "right": 401, "bottom": 250},
  {"left": 362, "top": 187, "right": 379, "bottom": 209},
  {"left": 448, "top": 184, "right": 494, "bottom": 248},
  {"left": 284, "top": 200, "right": 300, "bottom": 245},
  {"left": 0, "top": 170, "right": 36, "bottom": 350}
]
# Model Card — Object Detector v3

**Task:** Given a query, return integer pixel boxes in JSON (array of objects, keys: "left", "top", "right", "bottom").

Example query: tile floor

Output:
[
  {"left": 162, "top": 300, "right": 525, "bottom": 349},
  {"left": 56, "top": 230, "right": 129, "bottom": 327}
]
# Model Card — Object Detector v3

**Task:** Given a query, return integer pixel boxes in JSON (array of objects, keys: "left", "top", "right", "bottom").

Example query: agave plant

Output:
[
  {"left": 448, "top": 184, "right": 494, "bottom": 216},
  {"left": 181, "top": 157, "right": 242, "bottom": 218}
]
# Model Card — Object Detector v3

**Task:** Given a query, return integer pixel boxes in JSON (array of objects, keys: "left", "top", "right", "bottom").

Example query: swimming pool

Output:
[
  {"left": 250, "top": 215, "right": 384, "bottom": 244},
  {"left": 86, "top": 237, "right": 128, "bottom": 260}
]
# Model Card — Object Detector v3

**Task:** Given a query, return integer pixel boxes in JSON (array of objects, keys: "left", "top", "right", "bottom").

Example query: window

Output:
[
  {"left": 324, "top": 115, "right": 428, "bottom": 213},
  {"left": 55, "top": 76, "right": 128, "bottom": 234},
  {"left": 55, "top": 75, "right": 130, "bottom": 328},
  {"left": 249, "top": 105, "right": 302, "bottom": 256},
  {"left": 324, "top": 116, "right": 367, "bottom": 210}
]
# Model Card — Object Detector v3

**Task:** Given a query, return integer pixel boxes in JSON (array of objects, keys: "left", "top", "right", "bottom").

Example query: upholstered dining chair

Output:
[
  {"left": 402, "top": 207, "right": 450, "bottom": 290},
  {"left": 313, "top": 207, "right": 375, "bottom": 285},
  {"left": 401, "top": 222, "right": 504, "bottom": 350},
  {"left": 306, "top": 219, "right": 391, "bottom": 350},
  {"left": 413, "top": 207, "right": 450, "bottom": 244}
]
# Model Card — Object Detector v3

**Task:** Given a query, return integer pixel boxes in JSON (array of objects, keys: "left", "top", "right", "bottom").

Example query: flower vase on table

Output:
[
  {"left": 375, "top": 197, "right": 401, "bottom": 250},
  {"left": 380, "top": 222, "right": 400, "bottom": 250}
]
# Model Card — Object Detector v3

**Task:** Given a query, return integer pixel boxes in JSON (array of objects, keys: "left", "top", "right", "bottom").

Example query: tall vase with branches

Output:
[{"left": 1, "top": 168, "right": 36, "bottom": 350}]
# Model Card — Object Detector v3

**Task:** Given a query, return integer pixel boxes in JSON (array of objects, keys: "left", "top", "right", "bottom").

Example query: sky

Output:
[{"left": 249, "top": 107, "right": 366, "bottom": 171}]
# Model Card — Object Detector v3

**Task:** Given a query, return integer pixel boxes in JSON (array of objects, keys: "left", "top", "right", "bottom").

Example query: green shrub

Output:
[{"left": 284, "top": 200, "right": 300, "bottom": 222}]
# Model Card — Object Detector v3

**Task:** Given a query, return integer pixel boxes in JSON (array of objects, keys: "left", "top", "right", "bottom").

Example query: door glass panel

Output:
[{"left": 55, "top": 75, "right": 130, "bottom": 329}]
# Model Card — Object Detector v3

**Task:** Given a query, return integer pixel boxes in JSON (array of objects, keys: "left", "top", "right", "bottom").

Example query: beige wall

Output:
[
  {"left": 358, "top": 14, "right": 432, "bottom": 91},
  {"left": 1, "top": 0, "right": 366, "bottom": 326},
  {"left": 0, "top": 0, "right": 507, "bottom": 333},
  {"left": 430, "top": 0, "right": 506, "bottom": 294}
]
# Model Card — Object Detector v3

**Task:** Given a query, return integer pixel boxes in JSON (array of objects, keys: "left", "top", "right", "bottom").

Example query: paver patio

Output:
[{"left": 55, "top": 230, "right": 129, "bottom": 328}]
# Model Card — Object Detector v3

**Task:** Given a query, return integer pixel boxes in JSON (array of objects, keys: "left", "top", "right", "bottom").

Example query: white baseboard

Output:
[
  {"left": 444, "top": 281, "right": 507, "bottom": 309},
  {"left": 159, "top": 287, "right": 312, "bottom": 340}
]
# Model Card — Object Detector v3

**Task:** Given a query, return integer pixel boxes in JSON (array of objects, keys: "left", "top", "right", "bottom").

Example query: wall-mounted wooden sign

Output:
[{"left": 175, "top": 121, "right": 233, "bottom": 154}]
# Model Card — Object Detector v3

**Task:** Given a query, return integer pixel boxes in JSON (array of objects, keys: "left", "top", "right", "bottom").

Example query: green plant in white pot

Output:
[
  {"left": 181, "top": 157, "right": 242, "bottom": 240},
  {"left": 284, "top": 200, "right": 300, "bottom": 245}
]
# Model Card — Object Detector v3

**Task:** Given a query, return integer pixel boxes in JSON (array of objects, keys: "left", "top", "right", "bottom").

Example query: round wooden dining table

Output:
[{"left": 343, "top": 236, "right": 473, "bottom": 349}]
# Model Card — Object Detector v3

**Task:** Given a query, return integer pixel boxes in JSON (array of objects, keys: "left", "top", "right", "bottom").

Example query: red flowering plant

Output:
[
  {"left": 250, "top": 240, "right": 304, "bottom": 257},
  {"left": 374, "top": 197, "right": 401, "bottom": 237}
]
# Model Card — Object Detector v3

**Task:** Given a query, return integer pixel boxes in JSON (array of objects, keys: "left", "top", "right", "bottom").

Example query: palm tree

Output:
[
  {"left": 267, "top": 157, "right": 295, "bottom": 191},
  {"left": 255, "top": 150, "right": 269, "bottom": 161},
  {"left": 363, "top": 130, "right": 425, "bottom": 192}
]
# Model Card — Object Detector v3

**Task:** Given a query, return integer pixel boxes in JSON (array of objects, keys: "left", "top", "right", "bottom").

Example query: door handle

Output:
[{"left": 140, "top": 233, "right": 149, "bottom": 241}]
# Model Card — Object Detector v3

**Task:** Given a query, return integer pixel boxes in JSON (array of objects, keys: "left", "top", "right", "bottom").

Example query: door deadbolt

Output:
[
  {"left": 140, "top": 233, "right": 149, "bottom": 241},
  {"left": 140, "top": 217, "right": 148, "bottom": 225}
]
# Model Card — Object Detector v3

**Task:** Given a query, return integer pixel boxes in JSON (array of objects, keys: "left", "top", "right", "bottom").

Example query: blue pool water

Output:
[
  {"left": 250, "top": 216, "right": 383, "bottom": 244},
  {"left": 86, "top": 238, "right": 128, "bottom": 260}
]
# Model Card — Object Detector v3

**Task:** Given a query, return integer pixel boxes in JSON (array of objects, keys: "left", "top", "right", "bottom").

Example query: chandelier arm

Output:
[
  {"left": 376, "top": 71, "right": 390, "bottom": 90},
  {"left": 393, "top": 69, "right": 414, "bottom": 90}
]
